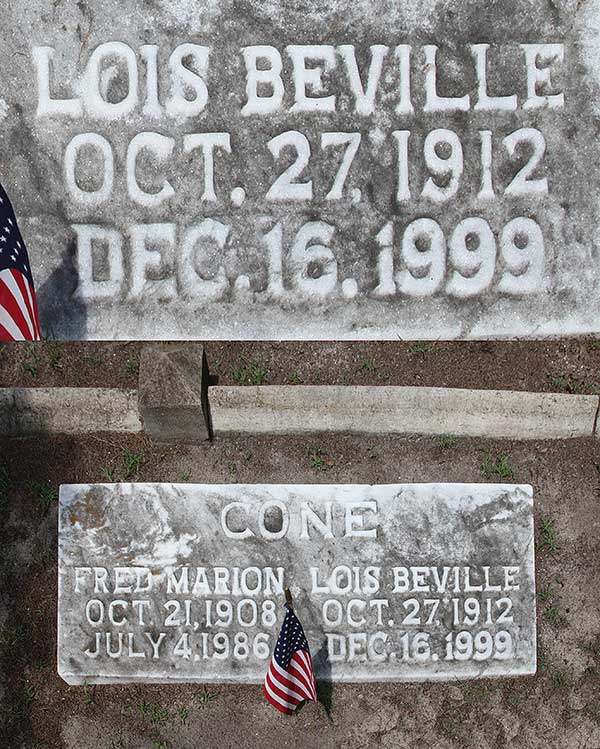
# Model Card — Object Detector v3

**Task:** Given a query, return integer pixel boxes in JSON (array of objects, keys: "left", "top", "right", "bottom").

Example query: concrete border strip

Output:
[
  {"left": 210, "top": 386, "right": 600, "bottom": 440},
  {"left": 0, "top": 388, "right": 141, "bottom": 436},
  {"left": 0, "top": 385, "right": 599, "bottom": 440}
]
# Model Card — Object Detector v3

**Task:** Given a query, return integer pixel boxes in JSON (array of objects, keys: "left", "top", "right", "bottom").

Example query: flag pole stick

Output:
[{"left": 284, "top": 587, "right": 293, "bottom": 610}]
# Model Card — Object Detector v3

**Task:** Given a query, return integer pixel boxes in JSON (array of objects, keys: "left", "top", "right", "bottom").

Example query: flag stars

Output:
[{"left": 4, "top": 226, "right": 10, "bottom": 234}]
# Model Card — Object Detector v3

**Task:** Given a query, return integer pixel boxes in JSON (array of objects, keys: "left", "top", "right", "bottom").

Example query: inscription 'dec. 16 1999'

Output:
[
  {"left": 2, "top": 0, "right": 600, "bottom": 338},
  {"left": 58, "top": 483, "right": 536, "bottom": 685}
]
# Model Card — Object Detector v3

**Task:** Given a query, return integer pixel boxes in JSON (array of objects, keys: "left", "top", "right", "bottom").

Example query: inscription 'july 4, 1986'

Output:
[{"left": 58, "top": 484, "right": 536, "bottom": 684}]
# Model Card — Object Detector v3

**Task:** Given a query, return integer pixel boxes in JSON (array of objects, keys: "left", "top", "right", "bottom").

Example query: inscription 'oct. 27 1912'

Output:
[{"left": 34, "top": 42, "right": 562, "bottom": 310}]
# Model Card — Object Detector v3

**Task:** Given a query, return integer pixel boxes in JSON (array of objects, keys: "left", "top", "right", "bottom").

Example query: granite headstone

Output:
[
  {"left": 1, "top": 2, "right": 600, "bottom": 338},
  {"left": 58, "top": 483, "right": 536, "bottom": 684}
]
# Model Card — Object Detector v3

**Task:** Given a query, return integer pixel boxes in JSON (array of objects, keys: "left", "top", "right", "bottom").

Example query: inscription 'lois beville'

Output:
[{"left": 32, "top": 42, "right": 564, "bottom": 313}]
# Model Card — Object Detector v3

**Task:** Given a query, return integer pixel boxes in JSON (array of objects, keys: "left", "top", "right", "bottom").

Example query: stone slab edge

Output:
[
  {"left": 0, "top": 388, "right": 141, "bottom": 435},
  {"left": 1, "top": 385, "right": 599, "bottom": 439},
  {"left": 210, "top": 386, "right": 600, "bottom": 440}
]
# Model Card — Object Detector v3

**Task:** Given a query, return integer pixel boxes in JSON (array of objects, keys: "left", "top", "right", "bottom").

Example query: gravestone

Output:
[
  {"left": 1, "top": 1, "right": 600, "bottom": 339},
  {"left": 58, "top": 482, "right": 536, "bottom": 684}
]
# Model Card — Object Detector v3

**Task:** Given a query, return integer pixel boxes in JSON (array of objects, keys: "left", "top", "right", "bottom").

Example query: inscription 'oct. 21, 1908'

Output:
[
  {"left": 3, "top": 0, "right": 600, "bottom": 338},
  {"left": 58, "top": 483, "right": 536, "bottom": 684}
]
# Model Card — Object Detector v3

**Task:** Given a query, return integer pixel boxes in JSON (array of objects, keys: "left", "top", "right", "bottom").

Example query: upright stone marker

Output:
[
  {"left": 58, "top": 483, "right": 536, "bottom": 684},
  {"left": 2, "top": 1, "right": 600, "bottom": 338}
]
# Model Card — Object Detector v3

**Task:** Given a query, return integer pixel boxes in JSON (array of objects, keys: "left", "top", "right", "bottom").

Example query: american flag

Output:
[
  {"left": 264, "top": 603, "right": 317, "bottom": 715},
  {"left": 0, "top": 182, "right": 41, "bottom": 340}
]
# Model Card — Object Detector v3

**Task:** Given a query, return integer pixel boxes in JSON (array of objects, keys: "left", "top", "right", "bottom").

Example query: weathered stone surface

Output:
[
  {"left": 138, "top": 345, "right": 209, "bottom": 443},
  {"left": 210, "top": 385, "right": 600, "bottom": 439},
  {"left": 0, "top": 387, "right": 141, "bottom": 435},
  {"left": 2, "top": 1, "right": 600, "bottom": 339},
  {"left": 58, "top": 482, "right": 536, "bottom": 685}
]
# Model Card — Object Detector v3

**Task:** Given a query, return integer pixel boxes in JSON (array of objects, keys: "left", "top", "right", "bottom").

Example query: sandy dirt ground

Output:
[{"left": 1, "top": 430, "right": 599, "bottom": 748}]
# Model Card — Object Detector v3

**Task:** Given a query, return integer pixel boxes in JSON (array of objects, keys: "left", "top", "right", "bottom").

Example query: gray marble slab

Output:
[
  {"left": 58, "top": 483, "right": 536, "bottom": 684},
  {"left": 2, "top": 2, "right": 600, "bottom": 339}
]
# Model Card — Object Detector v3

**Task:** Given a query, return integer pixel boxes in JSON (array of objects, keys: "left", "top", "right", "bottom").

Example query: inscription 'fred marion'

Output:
[
  {"left": 58, "top": 483, "right": 536, "bottom": 685},
  {"left": 5, "top": 0, "right": 600, "bottom": 339}
]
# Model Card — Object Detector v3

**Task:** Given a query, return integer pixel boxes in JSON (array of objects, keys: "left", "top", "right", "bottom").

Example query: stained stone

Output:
[
  {"left": 137, "top": 345, "right": 212, "bottom": 444},
  {"left": 2, "top": 1, "right": 600, "bottom": 339},
  {"left": 58, "top": 482, "right": 536, "bottom": 685}
]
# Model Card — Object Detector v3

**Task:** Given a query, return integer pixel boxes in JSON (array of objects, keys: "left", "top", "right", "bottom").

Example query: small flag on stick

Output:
[
  {"left": 264, "top": 591, "right": 318, "bottom": 715},
  {"left": 0, "top": 182, "right": 41, "bottom": 341}
]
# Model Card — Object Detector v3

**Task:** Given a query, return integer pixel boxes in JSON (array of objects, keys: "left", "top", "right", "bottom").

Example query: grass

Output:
[
  {"left": 82, "top": 683, "right": 95, "bottom": 705},
  {"left": 360, "top": 356, "right": 378, "bottom": 375},
  {"left": 462, "top": 684, "right": 489, "bottom": 704},
  {"left": 439, "top": 434, "right": 458, "bottom": 449},
  {"left": 86, "top": 353, "right": 103, "bottom": 367},
  {"left": 539, "top": 584, "right": 554, "bottom": 603},
  {"left": 480, "top": 451, "right": 515, "bottom": 480},
  {"left": 544, "top": 605, "right": 564, "bottom": 626},
  {"left": 100, "top": 466, "right": 116, "bottom": 482},
  {"left": 178, "top": 707, "right": 189, "bottom": 724},
  {"left": 196, "top": 686, "right": 218, "bottom": 707},
  {"left": 23, "top": 683, "right": 36, "bottom": 703},
  {"left": 549, "top": 374, "right": 596, "bottom": 395},
  {"left": 124, "top": 357, "right": 139, "bottom": 377},
  {"left": 552, "top": 671, "right": 568, "bottom": 688},
  {"left": 0, "top": 464, "right": 10, "bottom": 511},
  {"left": 287, "top": 371, "right": 303, "bottom": 384},
  {"left": 232, "top": 356, "right": 266, "bottom": 385},
  {"left": 139, "top": 702, "right": 170, "bottom": 725},
  {"left": 306, "top": 446, "right": 334, "bottom": 472},
  {"left": 22, "top": 344, "right": 41, "bottom": 376},
  {"left": 407, "top": 343, "right": 432, "bottom": 358},
  {"left": 121, "top": 449, "right": 143, "bottom": 480},
  {"left": 538, "top": 517, "right": 558, "bottom": 553},
  {"left": 537, "top": 653, "right": 550, "bottom": 674},
  {"left": 29, "top": 480, "right": 58, "bottom": 509},
  {"left": 47, "top": 349, "right": 62, "bottom": 370},
  {"left": 179, "top": 471, "right": 191, "bottom": 482}
]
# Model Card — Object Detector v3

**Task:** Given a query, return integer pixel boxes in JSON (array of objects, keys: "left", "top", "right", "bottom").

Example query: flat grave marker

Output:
[
  {"left": 58, "top": 482, "right": 536, "bottom": 684},
  {"left": 2, "top": 1, "right": 600, "bottom": 338}
]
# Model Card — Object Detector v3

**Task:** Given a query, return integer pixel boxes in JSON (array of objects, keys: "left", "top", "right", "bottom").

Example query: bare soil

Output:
[
  {"left": 1, "top": 431, "right": 599, "bottom": 748},
  {"left": 1, "top": 339, "right": 600, "bottom": 392}
]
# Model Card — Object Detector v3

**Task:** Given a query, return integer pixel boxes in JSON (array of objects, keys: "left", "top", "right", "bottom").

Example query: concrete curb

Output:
[
  {"left": 0, "top": 388, "right": 141, "bottom": 436},
  {"left": 211, "top": 385, "right": 600, "bottom": 440},
  {"left": 0, "top": 385, "right": 599, "bottom": 440}
]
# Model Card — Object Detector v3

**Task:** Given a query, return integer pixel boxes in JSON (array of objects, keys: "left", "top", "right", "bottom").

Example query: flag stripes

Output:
[{"left": 263, "top": 603, "right": 318, "bottom": 715}]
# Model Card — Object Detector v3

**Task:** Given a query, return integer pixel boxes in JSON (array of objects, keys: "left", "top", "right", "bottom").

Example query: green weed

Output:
[
  {"left": 121, "top": 449, "right": 143, "bottom": 480},
  {"left": 481, "top": 451, "right": 515, "bottom": 480},
  {"left": 30, "top": 480, "right": 58, "bottom": 509},
  {"left": 82, "top": 682, "right": 95, "bottom": 705},
  {"left": 196, "top": 686, "right": 218, "bottom": 707},
  {"left": 22, "top": 345, "right": 41, "bottom": 376},
  {"left": 552, "top": 671, "right": 568, "bottom": 688},
  {"left": 439, "top": 434, "right": 458, "bottom": 449},
  {"left": 287, "top": 370, "right": 303, "bottom": 384},
  {"left": 306, "top": 446, "right": 334, "bottom": 472},
  {"left": 232, "top": 356, "right": 266, "bottom": 385},
  {"left": 538, "top": 517, "right": 558, "bottom": 553},
  {"left": 124, "top": 357, "right": 139, "bottom": 377},
  {"left": 407, "top": 343, "right": 432, "bottom": 358},
  {"left": 47, "top": 349, "right": 62, "bottom": 370},
  {"left": 0, "top": 464, "right": 10, "bottom": 511},
  {"left": 100, "top": 466, "right": 115, "bottom": 482},
  {"left": 139, "top": 701, "right": 170, "bottom": 725}
]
